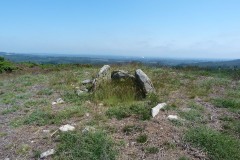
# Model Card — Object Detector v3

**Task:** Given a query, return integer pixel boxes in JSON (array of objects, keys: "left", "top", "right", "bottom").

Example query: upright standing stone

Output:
[
  {"left": 97, "top": 65, "right": 111, "bottom": 79},
  {"left": 92, "top": 65, "right": 111, "bottom": 90},
  {"left": 135, "top": 69, "right": 155, "bottom": 96}
]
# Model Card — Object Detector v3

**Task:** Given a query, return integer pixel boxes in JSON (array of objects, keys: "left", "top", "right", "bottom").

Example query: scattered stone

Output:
[
  {"left": 51, "top": 102, "right": 57, "bottom": 105},
  {"left": 43, "top": 130, "right": 50, "bottom": 133},
  {"left": 85, "top": 113, "right": 90, "bottom": 117},
  {"left": 82, "top": 79, "right": 93, "bottom": 85},
  {"left": 59, "top": 124, "right": 75, "bottom": 132},
  {"left": 151, "top": 103, "right": 167, "bottom": 117},
  {"left": 56, "top": 98, "right": 64, "bottom": 104},
  {"left": 82, "top": 126, "right": 96, "bottom": 134},
  {"left": 167, "top": 115, "right": 178, "bottom": 120},
  {"left": 4, "top": 158, "right": 10, "bottom": 160},
  {"left": 40, "top": 149, "right": 55, "bottom": 159},
  {"left": 111, "top": 70, "right": 135, "bottom": 80},
  {"left": 76, "top": 89, "right": 85, "bottom": 96},
  {"left": 135, "top": 69, "right": 155, "bottom": 96},
  {"left": 52, "top": 98, "right": 64, "bottom": 105}
]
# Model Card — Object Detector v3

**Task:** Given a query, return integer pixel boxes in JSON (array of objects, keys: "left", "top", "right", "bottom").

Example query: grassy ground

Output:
[{"left": 0, "top": 63, "right": 239, "bottom": 160}]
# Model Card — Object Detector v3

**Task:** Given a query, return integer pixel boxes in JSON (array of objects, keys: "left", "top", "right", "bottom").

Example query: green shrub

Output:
[
  {"left": 55, "top": 131, "right": 117, "bottom": 160},
  {"left": 0, "top": 57, "right": 16, "bottom": 73},
  {"left": 213, "top": 98, "right": 240, "bottom": 109},
  {"left": 122, "top": 125, "right": 143, "bottom": 135},
  {"left": 184, "top": 127, "right": 240, "bottom": 160},
  {"left": 136, "top": 134, "right": 148, "bottom": 143},
  {"left": 106, "top": 103, "right": 151, "bottom": 120},
  {"left": 145, "top": 146, "right": 159, "bottom": 154}
]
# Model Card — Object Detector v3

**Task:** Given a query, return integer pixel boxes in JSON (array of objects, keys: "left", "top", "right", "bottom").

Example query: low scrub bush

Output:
[
  {"left": 106, "top": 103, "right": 151, "bottom": 120},
  {"left": 0, "top": 57, "right": 16, "bottom": 73},
  {"left": 55, "top": 131, "right": 117, "bottom": 160},
  {"left": 184, "top": 127, "right": 240, "bottom": 160}
]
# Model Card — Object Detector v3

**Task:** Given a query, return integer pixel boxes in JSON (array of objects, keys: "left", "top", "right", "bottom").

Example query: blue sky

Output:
[{"left": 0, "top": 0, "right": 240, "bottom": 59}]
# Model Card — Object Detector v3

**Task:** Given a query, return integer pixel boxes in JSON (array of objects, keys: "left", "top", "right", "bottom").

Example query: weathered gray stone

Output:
[
  {"left": 151, "top": 103, "right": 167, "bottom": 117},
  {"left": 97, "top": 65, "right": 111, "bottom": 79},
  {"left": 52, "top": 98, "right": 64, "bottom": 105},
  {"left": 111, "top": 70, "right": 135, "bottom": 80},
  {"left": 40, "top": 149, "right": 55, "bottom": 159},
  {"left": 135, "top": 69, "right": 155, "bottom": 96},
  {"left": 82, "top": 79, "right": 93, "bottom": 85}
]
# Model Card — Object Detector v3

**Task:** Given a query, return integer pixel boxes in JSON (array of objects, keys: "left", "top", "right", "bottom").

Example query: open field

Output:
[{"left": 0, "top": 63, "right": 240, "bottom": 160}]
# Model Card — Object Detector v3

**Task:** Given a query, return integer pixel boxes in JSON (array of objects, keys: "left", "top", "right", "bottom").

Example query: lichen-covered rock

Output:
[
  {"left": 111, "top": 70, "right": 135, "bottom": 80},
  {"left": 82, "top": 79, "right": 93, "bottom": 85},
  {"left": 135, "top": 69, "right": 155, "bottom": 96},
  {"left": 97, "top": 65, "right": 111, "bottom": 79}
]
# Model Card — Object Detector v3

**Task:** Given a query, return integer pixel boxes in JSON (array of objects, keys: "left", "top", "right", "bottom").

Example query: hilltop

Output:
[{"left": 0, "top": 61, "right": 240, "bottom": 160}]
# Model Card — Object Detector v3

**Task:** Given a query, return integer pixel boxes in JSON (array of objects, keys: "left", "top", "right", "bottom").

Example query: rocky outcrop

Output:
[
  {"left": 111, "top": 70, "right": 135, "bottom": 80},
  {"left": 135, "top": 69, "right": 155, "bottom": 96}
]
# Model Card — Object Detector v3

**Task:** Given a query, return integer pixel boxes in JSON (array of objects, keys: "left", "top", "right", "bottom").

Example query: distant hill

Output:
[
  {"left": 0, "top": 52, "right": 239, "bottom": 68},
  {"left": 180, "top": 59, "right": 240, "bottom": 69}
]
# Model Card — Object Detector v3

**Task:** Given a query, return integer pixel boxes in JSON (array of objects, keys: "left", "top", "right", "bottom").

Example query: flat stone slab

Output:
[
  {"left": 151, "top": 103, "right": 167, "bottom": 117},
  {"left": 111, "top": 70, "right": 135, "bottom": 80}
]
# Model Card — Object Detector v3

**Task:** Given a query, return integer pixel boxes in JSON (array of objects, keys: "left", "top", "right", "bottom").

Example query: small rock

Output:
[
  {"left": 151, "top": 103, "right": 167, "bottom": 117},
  {"left": 51, "top": 102, "right": 57, "bottom": 105},
  {"left": 4, "top": 158, "right": 10, "bottom": 160},
  {"left": 43, "top": 130, "right": 50, "bottom": 133},
  {"left": 76, "top": 89, "right": 85, "bottom": 96},
  {"left": 85, "top": 113, "right": 90, "bottom": 117},
  {"left": 56, "top": 98, "right": 64, "bottom": 104},
  {"left": 52, "top": 98, "right": 64, "bottom": 105},
  {"left": 59, "top": 124, "right": 75, "bottom": 132},
  {"left": 40, "top": 149, "right": 55, "bottom": 159},
  {"left": 167, "top": 115, "right": 178, "bottom": 120},
  {"left": 82, "top": 79, "right": 93, "bottom": 84},
  {"left": 82, "top": 126, "right": 96, "bottom": 134}
]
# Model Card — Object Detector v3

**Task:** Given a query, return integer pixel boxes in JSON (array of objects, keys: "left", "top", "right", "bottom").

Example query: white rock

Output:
[
  {"left": 43, "top": 129, "right": 50, "bottom": 133},
  {"left": 40, "top": 149, "right": 55, "bottom": 159},
  {"left": 56, "top": 98, "right": 64, "bottom": 104},
  {"left": 151, "top": 103, "right": 167, "bottom": 117},
  {"left": 51, "top": 102, "right": 57, "bottom": 105},
  {"left": 167, "top": 115, "right": 178, "bottom": 120},
  {"left": 85, "top": 113, "right": 90, "bottom": 117},
  {"left": 4, "top": 158, "right": 10, "bottom": 160},
  {"left": 59, "top": 124, "right": 75, "bottom": 132}
]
